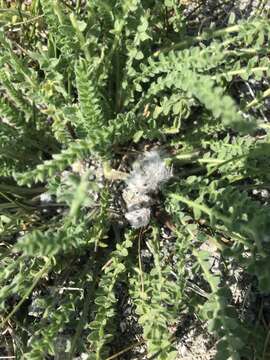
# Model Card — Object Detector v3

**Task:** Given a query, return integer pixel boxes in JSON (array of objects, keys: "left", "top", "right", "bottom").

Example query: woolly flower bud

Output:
[
  {"left": 125, "top": 150, "right": 172, "bottom": 194},
  {"left": 122, "top": 189, "right": 152, "bottom": 211},
  {"left": 125, "top": 208, "right": 151, "bottom": 229},
  {"left": 40, "top": 193, "right": 52, "bottom": 203},
  {"left": 123, "top": 150, "right": 172, "bottom": 228}
]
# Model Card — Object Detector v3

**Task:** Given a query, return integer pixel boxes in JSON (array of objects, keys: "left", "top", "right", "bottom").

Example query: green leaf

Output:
[{"left": 133, "top": 130, "right": 144, "bottom": 143}]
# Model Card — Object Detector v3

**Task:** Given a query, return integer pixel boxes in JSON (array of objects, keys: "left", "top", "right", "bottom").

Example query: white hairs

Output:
[
  {"left": 125, "top": 208, "right": 151, "bottom": 229},
  {"left": 40, "top": 193, "right": 52, "bottom": 203},
  {"left": 125, "top": 150, "right": 172, "bottom": 194},
  {"left": 123, "top": 150, "right": 172, "bottom": 228}
]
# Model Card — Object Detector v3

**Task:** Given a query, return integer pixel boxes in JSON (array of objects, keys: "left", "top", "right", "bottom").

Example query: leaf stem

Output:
[
  {"left": 156, "top": 24, "right": 241, "bottom": 55},
  {"left": 246, "top": 88, "right": 270, "bottom": 109},
  {"left": 212, "top": 66, "right": 268, "bottom": 80}
]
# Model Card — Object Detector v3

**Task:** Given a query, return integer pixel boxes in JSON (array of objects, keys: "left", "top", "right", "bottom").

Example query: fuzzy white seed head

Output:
[
  {"left": 125, "top": 150, "right": 172, "bottom": 194},
  {"left": 125, "top": 208, "right": 151, "bottom": 229},
  {"left": 122, "top": 189, "right": 152, "bottom": 211},
  {"left": 123, "top": 150, "right": 172, "bottom": 228},
  {"left": 40, "top": 193, "right": 52, "bottom": 203}
]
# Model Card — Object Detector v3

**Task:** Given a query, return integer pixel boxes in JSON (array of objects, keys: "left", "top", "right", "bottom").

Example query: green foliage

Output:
[
  {"left": 88, "top": 231, "right": 134, "bottom": 359},
  {"left": 15, "top": 140, "right": 92, "bottom": 185},
  {"left": 1, "top": 1, "right": 270, "bottom": 359},
  {"left": 129, "top": 226, "right": 183, "bottom": 359},
  {"left": 75, "top": 59, "right": 104, "bottom": 136},
  {"left": 194, "top": 249, "right": 248, "bottom": 360}
]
